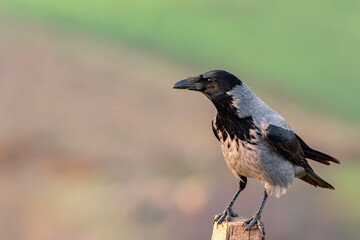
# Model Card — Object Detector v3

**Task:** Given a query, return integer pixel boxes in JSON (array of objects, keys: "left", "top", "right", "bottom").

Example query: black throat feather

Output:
[{"left": 210, "top": 93, "right": 256, "bottom": 142}]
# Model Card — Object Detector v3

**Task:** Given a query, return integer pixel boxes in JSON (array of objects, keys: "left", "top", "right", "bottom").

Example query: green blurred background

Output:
[{"left": 0, "top": 1, "right": 359, "bottom": 239}]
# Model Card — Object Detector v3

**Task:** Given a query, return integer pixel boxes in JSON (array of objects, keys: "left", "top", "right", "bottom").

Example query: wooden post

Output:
[{"left": 211, "top": 217, "right": 265, "bottom": 240}]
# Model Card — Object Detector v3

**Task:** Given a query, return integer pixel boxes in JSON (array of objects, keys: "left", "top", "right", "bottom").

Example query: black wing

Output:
[
  {"left": 295, "top": 134, "right": 340, "bottom": 165},
  {"left": 264, "top": 124, "right": 311, "bottom": 170},
  {"left": 265, "top": 125, "right": 335, "bottom": 189}
]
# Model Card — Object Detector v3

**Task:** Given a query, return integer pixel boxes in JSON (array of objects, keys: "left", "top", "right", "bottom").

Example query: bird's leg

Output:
[
  {"left": 243, "top": 189, "right": 268, "bottom": 236},
  {"left": 214, "top": 189, "right": 240, "bottom": 223},
  {"left": 214, "top": 176, "right": 247, "bottom": 226}
]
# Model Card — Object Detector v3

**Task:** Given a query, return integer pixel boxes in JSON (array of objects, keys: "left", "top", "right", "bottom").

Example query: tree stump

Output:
[{"left": 211, "top": 217, "right": 265, "bottom": 240}]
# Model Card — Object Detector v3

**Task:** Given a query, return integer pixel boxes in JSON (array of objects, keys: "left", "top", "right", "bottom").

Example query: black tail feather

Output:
[
  {"left": 300, "top": 175, "right": 318, "bottom": 187},
  {"left": 301, "top": 169, "right": 335, "bottom": 190},
  {"left": 295, "top": 134, "right": 340, "bottom": 165}
]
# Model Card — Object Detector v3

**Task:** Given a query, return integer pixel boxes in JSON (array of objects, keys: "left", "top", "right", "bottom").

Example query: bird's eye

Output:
[{"left": 207, "top": 78, "right": 213, "bottom": 82}]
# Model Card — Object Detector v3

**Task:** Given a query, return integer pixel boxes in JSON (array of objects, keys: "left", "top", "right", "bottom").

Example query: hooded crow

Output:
[{"left": 173, "top": 70, "right": 340, "bottom": 233}]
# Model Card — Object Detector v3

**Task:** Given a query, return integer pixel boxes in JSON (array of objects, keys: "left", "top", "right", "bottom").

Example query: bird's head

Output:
[{"left": 173, "top": 70, "right": 242, "bottom": 99}]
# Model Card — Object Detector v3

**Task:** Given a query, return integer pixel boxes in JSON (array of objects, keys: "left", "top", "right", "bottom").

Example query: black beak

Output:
[{"left": 173, "top": 79, "right": 204, "bottom": 91}]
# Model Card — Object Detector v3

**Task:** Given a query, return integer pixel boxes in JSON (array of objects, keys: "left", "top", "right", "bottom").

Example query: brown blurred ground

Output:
[{"left": 0, "top": 15, "right": 359, "bottom": 240}]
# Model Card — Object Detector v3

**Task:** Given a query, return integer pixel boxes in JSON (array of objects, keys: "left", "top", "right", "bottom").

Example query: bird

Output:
[{"left": 173, "top": 70, "right": 340, "bottom": 234}]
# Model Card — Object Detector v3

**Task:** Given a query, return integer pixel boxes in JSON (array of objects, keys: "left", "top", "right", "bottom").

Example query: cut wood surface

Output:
[{"left": 211, "top": 217, "right": 265, "bottom": 240}]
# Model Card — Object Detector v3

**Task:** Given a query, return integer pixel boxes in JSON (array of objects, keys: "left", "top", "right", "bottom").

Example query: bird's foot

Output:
[
  {"left": 214, "top": 206, "right": 238, "bottom": 226},
  {"left": 242, "top": 212, "right": 264, "bottom": 237}
]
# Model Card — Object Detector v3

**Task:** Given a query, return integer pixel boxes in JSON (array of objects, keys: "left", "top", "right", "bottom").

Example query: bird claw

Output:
[
  {"left": 214, "top": 207, "right": 238, "bottom": 227},
  {"left": 242, "top": 213, "right": 265, "bottom": 239}
]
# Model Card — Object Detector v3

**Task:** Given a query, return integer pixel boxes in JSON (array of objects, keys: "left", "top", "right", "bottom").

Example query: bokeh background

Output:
[{"left": 0, "top": 1, "right": 359, "bottom": 240}]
